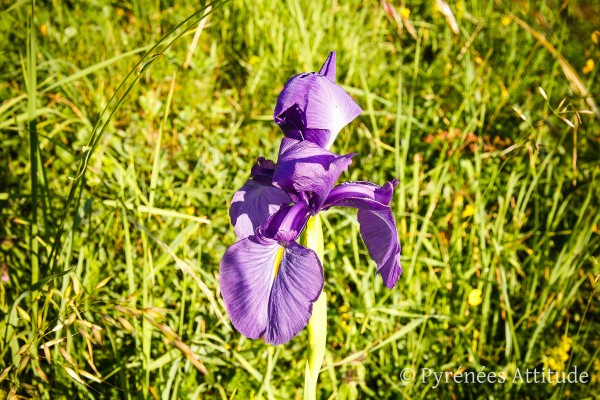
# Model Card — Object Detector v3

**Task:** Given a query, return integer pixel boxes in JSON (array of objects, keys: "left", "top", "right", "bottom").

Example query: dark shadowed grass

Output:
[{"left": 1, "top": 0, "right": 599, "bottom": 398}]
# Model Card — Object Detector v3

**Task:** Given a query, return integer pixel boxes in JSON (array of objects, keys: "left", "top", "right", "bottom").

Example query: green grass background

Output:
[{"left": 1, "top": 0, "right": 599, "bottom": 398}]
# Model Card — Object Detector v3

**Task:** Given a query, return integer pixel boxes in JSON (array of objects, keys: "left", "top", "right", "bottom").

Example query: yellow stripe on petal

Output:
[{"left": 273, "top": 246, "right": 285, "bottom": 279}]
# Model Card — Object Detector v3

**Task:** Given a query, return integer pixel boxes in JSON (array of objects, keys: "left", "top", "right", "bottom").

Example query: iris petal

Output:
[
  {"left": 250, "top": 157, "right": 277, "bottom": 185},
  {"left": 274, "top": 64, "right": 362, "bottom": 149},
  {"left": 258, "top": 202, "right": 311, "bottom": 243},
  {"left": 220, "top": 237, "right": 279, "bottom": 339},
  {"left": 358, "top": 208, "right": 402, "bottom": 289},
  {"left": 265, "top": 241, "right": 323, "bottom": 345},
  {"left": 220, "top": 237, "right": 323, "bottom": 345},
  {"left": 230, "top": 179, "right": 291, "bottom": 240},
  {"left": 322, "top": 180, "right": 402, "bottom": 288},
  {"left": 273, "top": 138, "right": 354, "bottom": 210},
  {"left": 323, "top": 180, "right": 398, "bottom": 208}
]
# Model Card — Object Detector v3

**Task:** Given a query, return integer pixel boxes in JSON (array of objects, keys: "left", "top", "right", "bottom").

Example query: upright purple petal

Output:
[
  {"left": 318, "top": 51, "right": 336, "bottom": 81},
  {"left": 230, "top": 179, "right": 291, "bottom": 240},
  {"left": 274, "top": 67, "right": 362, "bottom": 149},
  {"left": 220, "top": 237, "right": 323, "bottom": 345},
  {"left": 273, "top": 138, "right": 354, "bottom": 210},
  {"left": 358, "top": 208, "right": 402, "bottom": 289}
]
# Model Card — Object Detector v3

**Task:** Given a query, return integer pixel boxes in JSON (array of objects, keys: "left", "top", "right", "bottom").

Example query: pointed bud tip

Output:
[{"left": 318, "top": 51, "right": 337, "bottom": 82}]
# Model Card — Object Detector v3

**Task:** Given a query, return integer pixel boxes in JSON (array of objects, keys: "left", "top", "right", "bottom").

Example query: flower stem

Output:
[{"left": 303, "top": 215, "right": 326, "bottom": 400}]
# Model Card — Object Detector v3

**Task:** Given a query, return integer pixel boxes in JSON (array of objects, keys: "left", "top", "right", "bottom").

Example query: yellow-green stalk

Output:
[{"left": 303, "top": 215, "right": 326, "bottom": 400}]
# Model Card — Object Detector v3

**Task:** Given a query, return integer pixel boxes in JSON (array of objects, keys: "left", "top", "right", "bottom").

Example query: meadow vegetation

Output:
[{"left": 0, "top": 0, "right": 599, "bottom": 398}]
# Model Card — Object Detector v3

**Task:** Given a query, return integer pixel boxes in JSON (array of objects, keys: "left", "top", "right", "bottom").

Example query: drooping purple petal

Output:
[
  {"left": 220, "top": 237, "right": 323, "bottom": 345},
  {"left": 318, "top": 51, "right": 336, "bottom": 81},
  {"left": 322, "top": 180, "right": 402, "bottom": 288},
  {"left": 265, "top": 241, "right": 323, "bottom": 345},
  {"left": 357, "top": 208, "right": 402, "bottom": 289},
  {"left": 220, "top": 237, "right": 279, "bottom": 339},
  {"left": 274, "top": 59, "right": 362, "bottom": 149},
  {"left": 258, "top": 202, "right": 311, "bottom": 243},
  {"left": 273, "top": 138, "right": 354, "bottom": 210},
  {"left": 230, "top": 179, "right": 291, "bottom": 240}
]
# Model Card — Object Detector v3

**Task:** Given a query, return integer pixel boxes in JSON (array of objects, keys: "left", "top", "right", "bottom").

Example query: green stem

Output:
[
  {"left": 27, "top": 0, "right": 41, "bottom": 373},
  {"left": 303, "top": 215, "right": 326, "bottom": 400}
]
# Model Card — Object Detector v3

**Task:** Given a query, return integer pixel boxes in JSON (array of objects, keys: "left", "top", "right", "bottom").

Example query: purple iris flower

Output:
[{"left": 221, "top": 53, "right": 402, "bottom": 345}]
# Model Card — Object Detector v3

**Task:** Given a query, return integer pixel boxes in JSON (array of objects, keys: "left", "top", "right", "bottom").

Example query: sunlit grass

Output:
[{"left": 1, "top": 0, "right": 599, "bottom": 398}]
